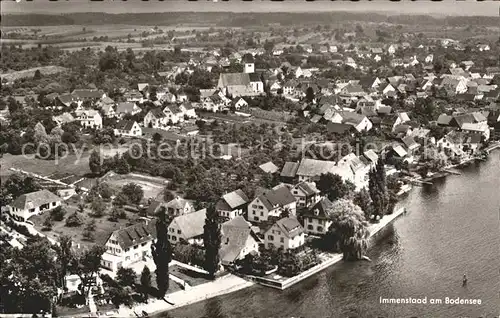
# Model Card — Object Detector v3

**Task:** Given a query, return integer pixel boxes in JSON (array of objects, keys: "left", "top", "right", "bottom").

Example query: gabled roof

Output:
[
  {"left": 390, "top": 144, "right": 408, "bottom": 157},
  {"left": 363, "top": 149, "right": 379, "bottom": 163},
  {"left": 220, "top": 216, "right": 259, "bottom": 263},
  {"left": 219, "top": 73, "right": 251, "bottom": 87},
  {"left": 10, "top": 190, "right": 61, "bottom": 210},
  {"left": 109, "top": 220, "right": 157, "bottom": 250},
  {"left": 280, "top": 162, "right": 300, "bottom": 178},
  {"left": 326, "top": 122, "right": 355, "bottom": 134},
  {"left": 296, "top": 158, "right": 337, "bottom": 178},
  {"left": 293, "top": 182, "right": 320, "bottom": 196},
  {"left": 115, "top": 120, "right": 137, "bottom": 131},
  {"left": 165, "top": 197, "right": 191, "bottom": 210},
  {"left": 437, "top": 114, "right": 453, "bottom": 126},
  {"left": 302, "top": 197, "right": 334, "bottom": 219},
  {"left": 269, "top": 217, "right": 304, "bottom": 239},
  {"left": 149, "top": 108, "right": 166, "bottom": 119},
  {"left": 170, "top": 209, "right": 207, "bottom": 240},
  {"left": 259, "top": 161, "right": 279, "bottom": 174},
  {"left": 116, "top": 102, "right": 139, "bottom": 114},
  {"left": 255, "top": 186, "right": 296, "bottom": 210},
  {"left": 217, "top": 189, "right": 250, "bottom": 211},
  {"left": 401, "top": 136, "right": 419, "bottom": 150}
]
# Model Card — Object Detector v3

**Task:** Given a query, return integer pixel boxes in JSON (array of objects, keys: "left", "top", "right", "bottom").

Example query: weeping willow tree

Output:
[{"left": 327, "top": 199, "right": 369, "bottom": 261}]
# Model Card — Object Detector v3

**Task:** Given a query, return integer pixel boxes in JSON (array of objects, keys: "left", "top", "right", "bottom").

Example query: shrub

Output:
[
  {"left": 50, "top": 206, "right": 66, "bottom": 221},
  {"left": 65, "top": 212, "right": 83, "bottom": 227}
]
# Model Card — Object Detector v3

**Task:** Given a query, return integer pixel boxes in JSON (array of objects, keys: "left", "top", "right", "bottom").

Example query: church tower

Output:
[{"left": 243, "top": 54, "right": 255, "bottom": 74}]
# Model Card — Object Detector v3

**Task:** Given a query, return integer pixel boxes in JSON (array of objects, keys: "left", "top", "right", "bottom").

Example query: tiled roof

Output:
[
  {"left": 302, "top": 197, "right": 334, "bottom": 219},
  {"left": 11, "top": 190, "right": 61, "bottom": 210},
  {"left": 219, "top": 216, "right": 259, "bottom": 264},
  {"left": 219, "top": 73, "right": 251, "bottom": 87},
  {"left": 259, "top": 161, "right": 279, "bottom": 174},
  {"left": 116, "top": 102, "right": 138, "bottom": 114},
  {"left": 115, "top": 120, "right": 136, "bottom": 131},
  {"left": 109, "top": 220, "right": 157, "bottom": 250},
  {"left": 280, "top": 162, "right": 300, "bottom": 178},
  {"left": 170, "top": 209, "right": 207, "bottom": 240},
  {"left": 271, "top": 217, "right": 304, "bottom": 239}
]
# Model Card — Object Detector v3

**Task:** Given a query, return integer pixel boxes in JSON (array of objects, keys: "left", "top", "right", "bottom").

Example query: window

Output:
[
  {"left": 252, "top": 204, "right": 257, "bottom": 208},
  {"left": 172, "top": 236, "right": 177, "bottom": 241},
  {"left": 167, "top": 235, "right": 170, "bottom": 239},
  {"left": 125, "top": 256, "right": 130, "bottom": 261},
  {"left": 268, "top": 235, "right": 274, "bottom": 241},
  {"left": 280, "top": 237, "right": 284, "bottom": 243},
  {"left": 308, "top": 217, "right": 313, "bottom": 223},
  {"left": 177, "top": 230, "right": 181, "bottom": 234},
  {"left": 260, "top": 211, "right": 263, "bottom": 216},
  {"left": 254, "top": 217, "right": 259, "bottom": 221},
  {"left": 307, "top": 224, "right": 313, "bottom": 230},
  {"left": 317, "top": 226, "right": 323, "bottom": 232}
]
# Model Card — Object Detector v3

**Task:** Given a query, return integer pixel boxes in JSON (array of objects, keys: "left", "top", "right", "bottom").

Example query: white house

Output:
[
  {"left": 291, "top": 182, "right": 320, "bottom": 209},
  {"left": 100, "top": 221, "right": 156, "bottom": 273},
  {"left": 144, "top": 108, "right": 168, "bottom": 129},
  {"left": 338, "top": 153, "right": 370, "bottom": 190},
  {"left": 302, "top": 197, "right": 334, "bottom": 235},
  {"left": 264, "top": 217, "right": 305, "bottom": 251},
  {"left": 219, "top": 216, "right": 260, "bottom": 265},
  {"left": 9, "top": 190, "right": 62, "bottom": 221},
  {"left": 163, "top": 105, "right": 184, "bottom": 124},
  {"left": 75, "top": 109, "right": 102, "bottom": 129},
  {"left": 179, "top": 102, "right": 197, "bottom": 118},
  {"left": 232, "top": 97, "right": 248, "bottom": 110},
  {"left": 116, "top": 102, "right": 141, "bottom": 118},
  {"left": 248, "top": 185, "right": 297, "bottom": 223},
  {"left": 114, "top": 120, "right": 142, "bottom": 137},
  {"left": 216, "top": 189, "right": 250, "bottom": 220},
  {"left": 167, "top": 208, "right": 207, "bottom": 245},
  {"left": 296, "top": 158, "right": 354, "bottom": 184},
  {"left": 164, "top": 196, "right": 194, "bottom": 217}
]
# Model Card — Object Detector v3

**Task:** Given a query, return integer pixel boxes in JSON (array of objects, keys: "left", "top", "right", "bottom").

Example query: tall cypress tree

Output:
[
  {"left": 151, "top": 211, "right": 172, "bottom": 298},
  {"left": 368, "top": 159, "right": 389, "bottom": 220},
  {"left": 203, "top": 204, "right": 221, "bottom": 280}
]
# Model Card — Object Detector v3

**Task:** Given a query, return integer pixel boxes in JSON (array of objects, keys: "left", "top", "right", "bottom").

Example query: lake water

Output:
[{"left": 163, "top": 152, "right": 500, "bottom": 318}]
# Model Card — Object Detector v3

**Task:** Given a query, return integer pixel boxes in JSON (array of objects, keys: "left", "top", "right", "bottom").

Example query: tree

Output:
[
  {"left": 0, "top": 174, "right": 40, "bottom": 206},
  {"left": 116, "top": 267, "right": 136, "bottom": 287},
  {"left": 109, "top": 205, "right": 126, "bottom": 222},
  {"left": 203, "top": 204, "right": 221, "bottom": 279},
  {"left": 71, "top": 245, "right": 106, "bottom": 296},
  {"left": 305, "top": 87, "right": 315, "bottom": 103},
  {"left": 65, "top": 212, "right": 82, "bottom": 227},
  {"left": 89, "top": 150, "right": 102, "bottom": 176},
  {"left": 317, "top": 173, "right": 355, "bottom": 201},
  {"left": 33, "top": 69, "right": 42, "bottom": 80},
  {"left": 0, "top": 236, "right": 58, "bottom": 314},
  {"left": 151, "top": 212, "right": 172, "bottom": 298},
  {"left": 280, "top": 207, "right": 291, "bottom": 219},
  {"left": 368, "top": 159, "right": 389, "bottom": 220},
  {"left": 327, "top": 199, "right": 369, "bottom": 261},
  {"left": 34, "top": 122, "right": 48, "bottom": 144},
  {"left": 140, "top": 265, "right": 152, "bottom": 299},
  {"left": 163, "top": 188, "right": 174, "bottom": 202},
  {"left": 50, "top": 206, "right": 66, "bottom": 221},
  {"left": 42, "top": 216, "right": 53, "bottom": 230},
  {"left": 353, "top": 188, "right": 372, "bottom": 219},
  {"left": 120, "top": 183, "right": 144, "bottom": 205},
  {"left": 83, "top": 219, "right": 96, "bottom": 241},
  {"left": 55, "top": 235, "right": 74, "bottom": 291},
  {"left": 90, "top": 197, "right": 106, "bottom": 217}
]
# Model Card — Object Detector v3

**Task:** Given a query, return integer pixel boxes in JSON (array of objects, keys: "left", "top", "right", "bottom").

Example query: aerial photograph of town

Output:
[{"left": 0, "top": 0, "right": 499, "bottom": 317}]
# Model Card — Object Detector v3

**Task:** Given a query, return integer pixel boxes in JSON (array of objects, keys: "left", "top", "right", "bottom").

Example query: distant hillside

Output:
[{"left": 1, "top": 12, "right": 499, "bottom": 27}]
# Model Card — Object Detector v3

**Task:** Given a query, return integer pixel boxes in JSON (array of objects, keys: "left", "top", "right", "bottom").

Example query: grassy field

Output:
[
  {"left": 31, "top": 197, "right": 142, "bottom": 248},
  {"left": 101, "top": 172, "right": 168, "bottom": 200},
  {"left": 1, "top": 153, "right": 91, "bottom": 179},
  {"left": 1, "top": 65, "right": 68, "bottom": 82}
]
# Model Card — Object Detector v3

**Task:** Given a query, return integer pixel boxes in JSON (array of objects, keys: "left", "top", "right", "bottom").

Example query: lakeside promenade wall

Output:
[{"left": 249, "top": 207, "right": 407, "bottom": 290}]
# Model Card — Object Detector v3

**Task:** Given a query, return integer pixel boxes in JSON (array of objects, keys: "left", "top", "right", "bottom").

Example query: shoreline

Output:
[{"left": 122, "top": 208, "right": 406, "bottom": 316}]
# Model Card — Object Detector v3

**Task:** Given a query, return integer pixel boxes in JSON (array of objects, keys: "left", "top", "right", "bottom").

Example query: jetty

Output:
[{"left": 484, "top": 142, "right": 500, "bottom": 154}]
